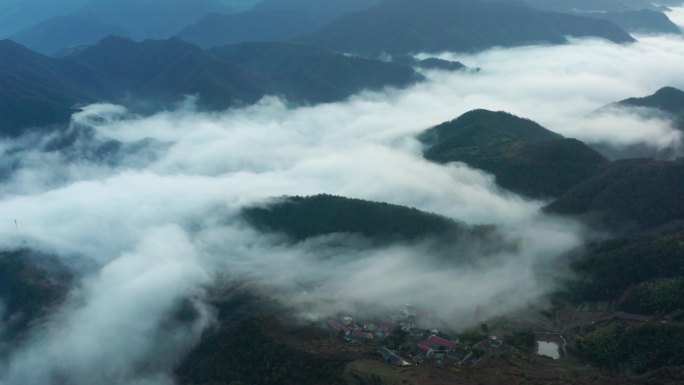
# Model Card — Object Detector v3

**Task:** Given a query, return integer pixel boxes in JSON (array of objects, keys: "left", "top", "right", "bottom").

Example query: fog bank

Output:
[{"left": 1, "top": 33, "right": 683, "bottom": 384}]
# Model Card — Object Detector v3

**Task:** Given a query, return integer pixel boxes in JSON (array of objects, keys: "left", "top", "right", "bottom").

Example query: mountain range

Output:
[
  {"left": 618, "top": 86, "right": 684, "bottom": 117},
  {"left": 0, "top": 251, "right": 71, "bottom": 346},
  {"left": 0, "top": 37, "right": 418, "bottom": 136},
  {"left": 252, "top": 0, "right": 381, "bottom": 21},
  {"left": 8, "top": 0, "right": 683, "bottom": 57},
  {"left": 0, "top": 0, "right": 89, "bottom": 37},
  {"left": 4, "top": 2, "right": 684, "bottom": 382},
  {"left": 583, "top": 10, "right": 682, "bottom": 35},
  {"left": 501, "top": 0, "right": 683, "bottom": 34},
  {"left": 178, "top": 0, "right": 382, "bottom": 49},
  {"left": 0, "top": 39, "right": 96, "bottom": 136},
  {"left": 9, "top": 0, "right": 235, "bottom": 54},
  {"left": 209, "top": 42, "right": 420, "bottom": 103},
  {"left": 299, "top": 0, "right": 635, "bottom": 56},
  {"left": 546, "top": 85, "right": 684, "bottom": 231},
  {"left": 177, "top": 10, "right": 320, "bottom": 49},
  {"left": 8, "top": 0, "right": 651, "bottom": 57},
  {"left": 498, "top": 0, "right": 668, "bottom": 12},
  {"left": 418, "top": 103, "right": 684, "bottom": 232}
]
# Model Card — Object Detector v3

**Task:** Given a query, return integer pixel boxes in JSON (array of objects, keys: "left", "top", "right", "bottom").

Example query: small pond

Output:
[{"left": 537, "top": 341, "right": 560, "bottom": 359}]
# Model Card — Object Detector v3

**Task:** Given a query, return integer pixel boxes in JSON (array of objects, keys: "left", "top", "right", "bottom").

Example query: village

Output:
[{"left": 326, "top": 305, "right": 507, "bottom": 371}]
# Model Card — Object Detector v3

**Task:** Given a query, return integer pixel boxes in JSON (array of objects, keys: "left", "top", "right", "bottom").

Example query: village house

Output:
[
  {"left": 416, "top": 341, "right": 434, "bottom": 361},
  {"left": 373, "top": 321, "right": 397, "bottom": 339},
  {"left": 427, "top": 334, "right": 458, "bottom": 351},
  {"left": 351, "top": 329, "right": 374, "bottom": 341},
  {"left": 328, "top": 319, "right": 350, "bottom": 335}
]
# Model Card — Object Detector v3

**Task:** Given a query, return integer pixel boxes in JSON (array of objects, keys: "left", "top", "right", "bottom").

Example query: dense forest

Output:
[
  {"left": 578, "top": 323, "right": 684, "bottom": 373},
  {"left": 420, "top": 109, "right": 608, "bottom": 198},
  {"left": 570, "top": 235, "right": 684, "bottom": 304},
  {"left": 0, "top": 251, "right": 70, "bottom": 344},
  {"left": 0, "top": 36, "right": 418, "bottom": 136},
  {"left": 242, "top": 194, "right": 470, "bottom": 243},
  {"left": 547, "top": 159, "right": 684, "bottom": 230}
]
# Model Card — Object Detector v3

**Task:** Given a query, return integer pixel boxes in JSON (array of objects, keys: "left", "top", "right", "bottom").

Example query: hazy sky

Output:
[{"left": 2, "top": 14, "right": 684, "bottom": 384}]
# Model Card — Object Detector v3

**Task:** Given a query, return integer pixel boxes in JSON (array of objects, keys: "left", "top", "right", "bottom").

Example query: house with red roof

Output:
[
  {"left": 328, "top": 319, "right": 350, "bottom": 335},
  {"left": 351, "top": 329, "right": 374, "bottom": 340},
  {"left": 427, "top": 334, "right": 457, "bottom": 351}
]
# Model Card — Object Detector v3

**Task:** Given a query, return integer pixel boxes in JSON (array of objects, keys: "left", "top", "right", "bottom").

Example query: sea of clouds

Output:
[{"left": 1, "top": 17, "right": 684, "bottom": 384}]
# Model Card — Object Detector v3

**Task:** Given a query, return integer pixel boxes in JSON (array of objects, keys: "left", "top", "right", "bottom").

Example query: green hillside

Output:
[
  {"left": 618, "top": 86, "right": 684, "bottom": 116},
  {"left": 242, "top": 194, "right": 466, "bottom": 243},
  {"left": 420, "top": 109, "right": 608, "bottom": 198},
  {"left": 300, "top": 0, "right": 634, "bottom": 56},
  {"left": 546, "top": 159, "right": 684, "bottom": 230},
  {"left": 0, "top": 250, "right": 70, "bottom": 341},
  {"left": 210, "top": 42, "right": 420, "bottom": 103},
  {"left": 1, "top": 37, "right": 419, "bottom": 136}
]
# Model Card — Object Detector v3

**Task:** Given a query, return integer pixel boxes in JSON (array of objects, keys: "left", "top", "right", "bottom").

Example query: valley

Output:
[{"left": 2, "top": 1, "right": 684, "bottom": 385}]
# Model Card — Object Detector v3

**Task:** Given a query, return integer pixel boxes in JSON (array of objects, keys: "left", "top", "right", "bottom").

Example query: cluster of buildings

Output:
[
  {"left": 327, "top": 305, "right": 503, "bottom": 369},
  {"left": 327, "top": 317, "right": 395, "bottom": 344}
]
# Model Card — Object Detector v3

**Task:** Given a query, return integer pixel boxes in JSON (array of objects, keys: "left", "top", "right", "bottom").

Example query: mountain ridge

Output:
[
  {"left": 420, "top": 109, "right": 608, "bottom": 198},
  {"left": 0, "top": 37, "right": 420, "bottom": 136},
  {"left": 299, "top": 0, "right": 635, "bottom": 56}
]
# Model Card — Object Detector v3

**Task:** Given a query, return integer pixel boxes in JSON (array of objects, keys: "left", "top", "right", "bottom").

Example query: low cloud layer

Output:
[
  {"left": 420, "top": 34, "right": 684, "bottom": 151},
  {"left": 1, "top": 33, "right": 683, "bottom": 384},
  {"left": 668, "top": 6, "right": 684, "bottom": 32}
]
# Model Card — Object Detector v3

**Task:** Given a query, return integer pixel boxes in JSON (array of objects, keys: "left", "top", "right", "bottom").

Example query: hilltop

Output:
[
  {"left": 617, "top": 86, "right": 684, "bottom": 117},
  {"left": 420, "top": 109, "right": 608, "bottom": 198},
  {"left": 242, "top": 194, "right": 469, "bottom": 243}
]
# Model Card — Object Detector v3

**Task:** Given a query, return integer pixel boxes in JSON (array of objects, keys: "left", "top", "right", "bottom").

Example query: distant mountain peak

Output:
[
  {"left": 420, "top": 109, "right": 563, "bottom": 149},
  {"left": 0, "top": 38, "right": 35, "bottom": 53},
  {"left": 300, "top": 0, "right": 633, "bottom": 56},
  {"left": 618, "top": 86, "right": 684, "bottom": 116}
]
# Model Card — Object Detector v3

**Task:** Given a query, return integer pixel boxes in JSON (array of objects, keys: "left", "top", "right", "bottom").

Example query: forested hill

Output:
[
  {"left": 617, "top": 86, "right": 684, "bottom": 116},
  {"left": 0, "top": 37, "right": 419, "bottom": 136},
  {"left": 420, "top": 109, "right": 563, "bottom": 149},
  {"left": 497, "top": 0, "right": 665, "bottom": 12},
  {"left": 177, "top": 10, "right": 319, "bottom": 49},
  {"left": 418, "top": 109, "right": 684, "bottom": 231},
  {"left": 546, "top": 159, "right": 684, "bottom": 231},
  {"left": 209, "top": 42, "right": 421, "bottom": 103},
  {"left": 583, "top": 10, "right": 682, "bottom": 35},
  {"left": 610, "top": 86, "right": 684, "bottom": 142},
  {"left": 495, "top": 0, "right": 681, "bottom": 34},
  {"left": 251, "top": 0, "right": 381, "bottom": 23},
  {"left": 420, "top": 109, "right": 608, "bottom": 199},
  {"left": 300, "top": 0, "right": 634, "bottom": 56},
  {"left": 178, "top": 0, "right": 382, "bottom": 49},
  {"left": 242, "top": 194, "right": 471, "bottom": 243},
  {"left": 0, "top": 39, "right": 95, "bottom": 136},
  {"left": 0, "top": 251, "right": 71, "bottom": 343}
]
